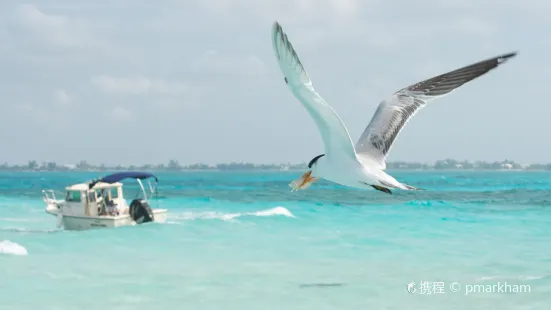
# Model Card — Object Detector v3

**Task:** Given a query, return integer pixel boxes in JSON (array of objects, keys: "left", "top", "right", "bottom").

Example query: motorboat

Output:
[{"left": 42, "top": 172, "right": 167, "bottom": 230}]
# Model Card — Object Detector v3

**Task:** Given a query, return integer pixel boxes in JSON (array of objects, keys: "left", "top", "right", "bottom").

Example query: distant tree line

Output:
[
  {"left": 1, "top": 158, "right": 550, "bottom": 172},
  {"left": 385, "top": 159, "right": 530, "bottom": 170},
  {"left": 0, "top": 159, "right": 305, "bottom": 172}
]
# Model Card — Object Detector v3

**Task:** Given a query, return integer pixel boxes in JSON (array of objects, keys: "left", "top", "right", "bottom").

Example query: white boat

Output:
[{"left": 42, "top": 172, "right": 167, "bottom": 230}]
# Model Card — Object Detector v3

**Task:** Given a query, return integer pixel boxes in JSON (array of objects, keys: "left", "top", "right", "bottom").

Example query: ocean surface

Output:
[{"left": 1, "top": 170, "right": 550, "bottom": 310}]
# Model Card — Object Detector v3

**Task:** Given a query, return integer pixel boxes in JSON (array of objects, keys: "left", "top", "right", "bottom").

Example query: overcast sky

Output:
[{"left": 0, "top": 0, "right": 549, "bottom": 165}]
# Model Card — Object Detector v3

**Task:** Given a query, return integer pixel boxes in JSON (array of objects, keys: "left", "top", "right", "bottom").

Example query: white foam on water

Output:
[
  {"left": 0, "top": 228, "right": 60, "bottom": 234},
  {"left": 476, "top": 275, "right": 547, "bottom": 281},
  {"left": 0, "top": 240, "right": 28, "bottom": 256},
  {"left": 0, "top": 217, "right": 45, "bottom": 223},
  {"left": 171, "top": 206, "right": 296, "bottom": 222},
  {"left": 172, "top": 211, "right": 239, "bottom": 221},
  {"left": 248, "top": 206, "right": 296, "bottom": 218}
]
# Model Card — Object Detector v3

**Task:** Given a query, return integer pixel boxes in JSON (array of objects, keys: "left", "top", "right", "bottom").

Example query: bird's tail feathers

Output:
[
  {"left": 401, "top": 183, "right": 425, "bottom": 191},
  {"left": 378, "top": 179, "right": 425, "bottom": 191}
]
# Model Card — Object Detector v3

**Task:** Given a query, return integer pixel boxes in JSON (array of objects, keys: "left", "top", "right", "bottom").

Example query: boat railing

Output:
[{"left": 42, "top": 189, "right": 58, "bottom": 203}]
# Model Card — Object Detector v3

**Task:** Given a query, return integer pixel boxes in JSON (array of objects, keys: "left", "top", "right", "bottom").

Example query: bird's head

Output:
[{"left": 289, "top": 154, "right": 325, "bottom": 192}]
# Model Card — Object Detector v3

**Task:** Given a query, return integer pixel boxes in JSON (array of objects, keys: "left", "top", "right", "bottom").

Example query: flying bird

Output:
[{"left": 271, "top": 21, "right": 517, "bottom": 194}]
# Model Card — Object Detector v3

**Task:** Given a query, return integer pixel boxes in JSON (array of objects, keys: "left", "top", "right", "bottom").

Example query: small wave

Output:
[
  {"left": 163, "top": 221, "right": 184, "bottom": 225},
  {"left": 0, "top": 240, "right": 28, "bottom": 256},
  {"left": 476, "top": 275, "right": 547, "bottom": 282},
  {"left": 172, "top": 211, "right": 239, "bottom": 221},
  {"left": 0, "top": 218, "right": 46, "bottom": 223},
  {"left": 300, "top": 282, "right": 345, "bottom": 288},
  {"left": 172, "top": 206, "right": 296, "bottom": 221},
  {"left": 405, "top": 200, "right": 447, "bottom": 207},
  {"left": 249, "top": 206, "right": 296, "bottom": 218},
  {"left": 0, "top": 228, "right": 60, "bottom": 234}
]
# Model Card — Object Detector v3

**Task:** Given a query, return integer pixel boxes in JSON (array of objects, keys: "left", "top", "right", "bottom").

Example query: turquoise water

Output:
[{"left": 1, "top": 171, "right": 550, "bottom": 309}]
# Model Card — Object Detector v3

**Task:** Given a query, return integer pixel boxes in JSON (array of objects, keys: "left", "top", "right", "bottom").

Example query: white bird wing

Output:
[
  {"left": 355, "top": 51, "right": 517, "bottom": 170},
  {"left": 271, "top": 22, "right": 357, "bottom": 161}
]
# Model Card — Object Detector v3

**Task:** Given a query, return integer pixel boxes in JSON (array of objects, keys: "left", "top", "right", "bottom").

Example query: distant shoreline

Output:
[
  {"left": 0, "top": 168, "right": 548, "bottom": 173},
  {"left": 1, "top": 159, "right": 549, "bottom": 172}
]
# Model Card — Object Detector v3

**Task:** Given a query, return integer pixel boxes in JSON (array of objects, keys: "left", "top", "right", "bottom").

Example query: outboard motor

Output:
[{"left": 129, "top": 199, "right": 154, "bottom": 224}]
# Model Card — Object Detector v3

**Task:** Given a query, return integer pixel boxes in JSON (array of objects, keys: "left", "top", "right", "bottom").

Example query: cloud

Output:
[
  {"left": 195, "top": 0, "right": 363, "bottom": 24},
  {"left": 109, "top": 106, "right": 133, "bottom": 121},
  {"left": 0, "top": 0, "right": 547, "bottom": 166},
  {"left": 191, "top": 51, "right": 267, "bottom": 78},
  {"left": 18, "top": 104, "right": 34, "bottom": 113},
  {"left": 456, "top": 17, "right": 497, "bottom": 36},
  {"left": 327, "top": 0, "right": 362, "bottom": 19},
  {"left": 90, "top": 75, "right": 189, "bottom": 95},
  {"left": 11, "top": 4, "right": 79, "bottom": 48},
  {"left": 54, "top": 90, "right": 72, "bottom": 105},
  {"left": 10, "top": 103, "right": 50, "bottom": 124}
]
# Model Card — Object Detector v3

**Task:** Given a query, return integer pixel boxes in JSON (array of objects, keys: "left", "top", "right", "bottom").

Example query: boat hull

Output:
[{"left": 60, "top": 209, "right": 168, "bottom": 231}]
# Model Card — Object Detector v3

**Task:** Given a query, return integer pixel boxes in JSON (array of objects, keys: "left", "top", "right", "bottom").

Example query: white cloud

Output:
[
  {"left": 11, "top": 103, "right": 49, "bottom": 122},
  {"left": 19, "top": 104, "right": 33, "bottom": 112},
  {"left": 90, "top": 75, "right": 189, "bottom": 95},
  {"left": 12, "top": 4, "right": 78, "bottom": 48},
  {"left": 54, "top": 90, "right": 72, "bottom": 105},
  {"left": 456, "top": 17, "right": 497, "bottom": 36},
  {"left": 192, "top": 51, "right": 267, "bottom": 78},
  {"left": 0, "top": 0, "right": 547, "bottom": 165},
  {"left": 109, "top": 106, "right": 133, "bottom": 121},
  {"left": 195, "top": 0, "right": 363, "bottom": 24},
  {"left": 327, "top": 0, "right": 361, "bottom": 19}
]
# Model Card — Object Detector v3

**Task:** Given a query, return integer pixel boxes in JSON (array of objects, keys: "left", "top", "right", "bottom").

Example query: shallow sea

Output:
[{"left": 1, "top": 170, "right": 550, "bottom": 310}]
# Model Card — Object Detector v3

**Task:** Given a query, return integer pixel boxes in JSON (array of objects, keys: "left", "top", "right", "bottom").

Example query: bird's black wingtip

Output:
[
  {"left": 498, "top": 51, "right": 518, "bottom": 63},
  {"left": 272, "top": 21, "right": 285, "bottom": 39}
]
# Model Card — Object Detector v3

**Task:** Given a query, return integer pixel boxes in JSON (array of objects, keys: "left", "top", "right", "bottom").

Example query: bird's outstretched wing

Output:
[
  {"left": 272, "top": 22, "right": 357, "bottom": 161},
  {"left": 355, "top": 52, "right": 517, "bottom": 169}
]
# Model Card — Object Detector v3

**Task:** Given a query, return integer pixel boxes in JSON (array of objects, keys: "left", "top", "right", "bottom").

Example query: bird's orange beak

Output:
[{"left": 289, "top": 171, "right": 319, "bottom": 192}]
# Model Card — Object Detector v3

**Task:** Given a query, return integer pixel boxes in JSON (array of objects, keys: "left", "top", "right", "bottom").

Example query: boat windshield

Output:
[
  {"left": 97, "top": 187, "right": 119, "bottom": 200},
  {"left": 66, "top": 190, "right": 82, "bottom": 202}
]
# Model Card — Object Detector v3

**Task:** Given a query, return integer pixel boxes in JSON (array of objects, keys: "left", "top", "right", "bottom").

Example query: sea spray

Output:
[{"left": 0, "top": 240, "right": 28, "bottom": 256}]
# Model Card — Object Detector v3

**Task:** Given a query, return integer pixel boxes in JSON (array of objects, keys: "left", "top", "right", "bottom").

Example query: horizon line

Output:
[{"left": 1, "top": 158, "right": 549, "bottom": 169}]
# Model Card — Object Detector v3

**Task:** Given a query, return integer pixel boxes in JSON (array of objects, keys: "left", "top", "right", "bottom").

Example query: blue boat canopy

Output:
[{"left": 89, "top": 172, "right": 158, "bottom": 189}]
